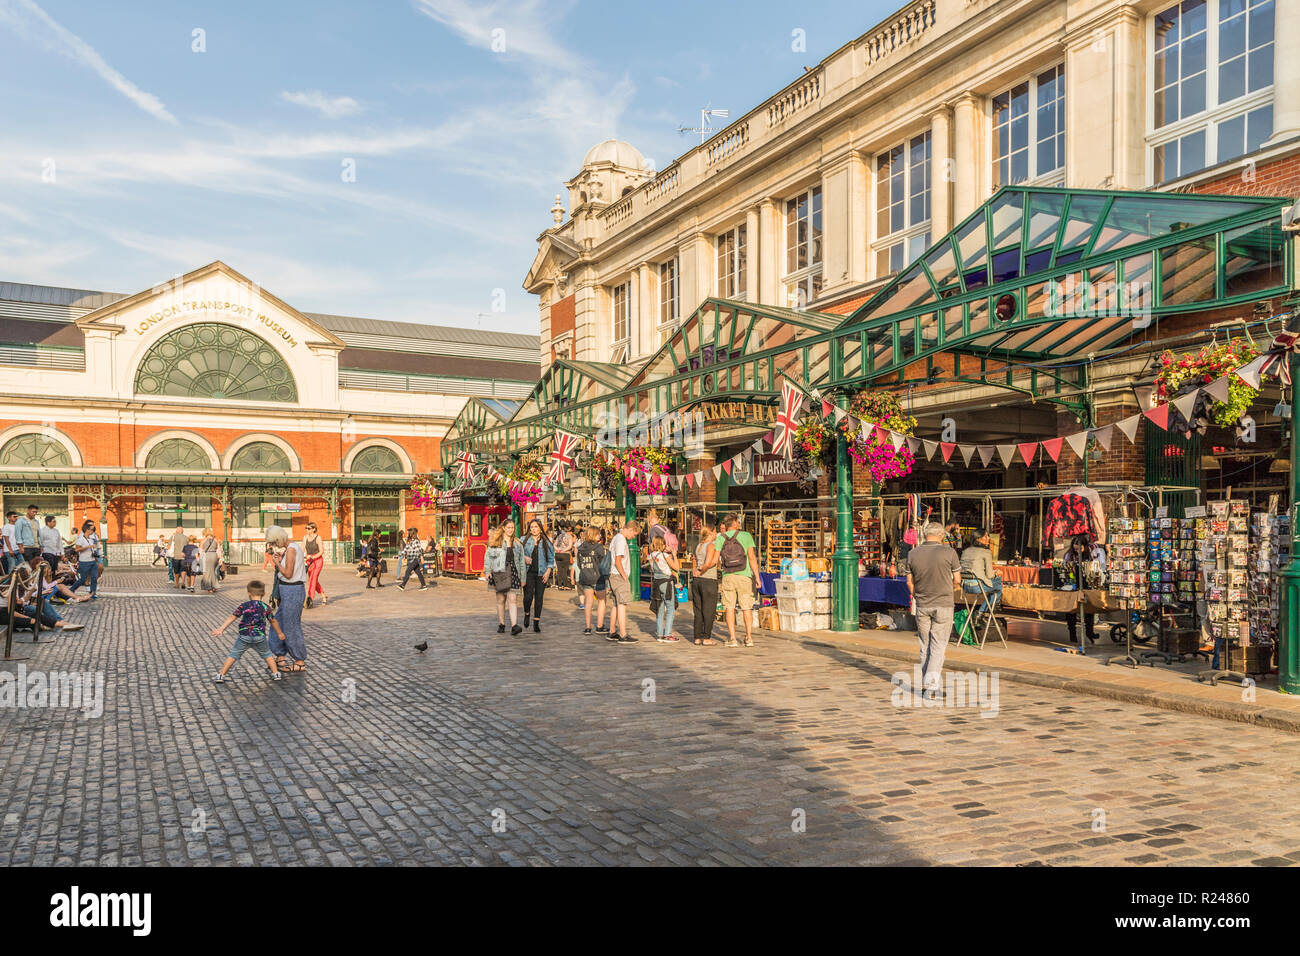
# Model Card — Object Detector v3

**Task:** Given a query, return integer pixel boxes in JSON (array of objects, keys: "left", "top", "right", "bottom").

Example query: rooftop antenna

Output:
[{"left": 678, "top": 103, "right": 730, "bottom": 143}]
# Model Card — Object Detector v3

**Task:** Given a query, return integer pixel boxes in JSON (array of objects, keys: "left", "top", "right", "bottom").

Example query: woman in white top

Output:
[
  {"left": 648, "top": 535, "right": 681, "bottom": 643},
  {"left": 264, "top": 524, "right": 308, "bottom": 671},
  {"left": 153, "top": 533, "right": 169, "bottom": 566},
  {"left": 70, "top": 519, "right": 101, "bottom": 599}
]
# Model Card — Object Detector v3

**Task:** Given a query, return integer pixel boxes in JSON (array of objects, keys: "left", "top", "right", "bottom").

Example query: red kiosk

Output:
[{"left": 435, "top": 490, "right": 509, "bottom": 577}]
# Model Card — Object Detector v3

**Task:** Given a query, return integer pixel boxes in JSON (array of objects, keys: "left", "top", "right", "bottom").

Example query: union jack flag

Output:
[
  {"left": 454, "top": 451, "right": 478, "bottom": 485},
  {"left": 543, "top": 430, "right": 581, "bottom": 487},
  {"left": 769, "top": 379, "right": 805, "bottom": 459}
]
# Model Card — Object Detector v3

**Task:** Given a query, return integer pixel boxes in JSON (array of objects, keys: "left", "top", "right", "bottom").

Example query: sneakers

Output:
[
  {"left": 498, "top": 623, "right": 506, "bottom": 634},
  {"left": 605, "top": 631, "right": 621, "bottom": 643},
  {"left": 271, "top": 672, "right": 283, "bottom": 682},
  {"left": 617, "top": 634, "right": 639, "bottom": 644},
  {"left": 510, "top": 624, "right": 523, "bottom": 636},
  {"left": 212, "top": 673, "right": 226, "bottom": 683},
  {"left": 583, "top": 627, "right": 592, "bottom": 635},
  {"left": 419, "top": 586, "right": 428, "bottom": 592},
  {"left": 533, "top": 621, "right": 541, "bottom": 633},
  {"left": 595, "top": 625, "right": 610, "bottom": 633},
  {"left": 524, "top": 615, "right": 531, "bottom": 628}
]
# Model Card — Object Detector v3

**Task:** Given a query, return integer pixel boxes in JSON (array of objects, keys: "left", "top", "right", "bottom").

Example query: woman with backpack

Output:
[
  {"left": 648, "top": 535, "right": 681, "bottom": 643},
  {"left": 576, "top": 525, "right": 607, "bottom": 636},
  {"left": 482, "top": 520, "right": 525, "bottom": 635},
  {"left": 521, "top": 518, "right": 555, "bottom": 633}
]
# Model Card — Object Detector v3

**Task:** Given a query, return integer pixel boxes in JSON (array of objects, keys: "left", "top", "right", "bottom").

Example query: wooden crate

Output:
[
  {"left": 764, "top": 520, "right": 819, "bottom": 572},
  {"left": 1226, "top": 644, "right": 1273, "bottom": 675}
]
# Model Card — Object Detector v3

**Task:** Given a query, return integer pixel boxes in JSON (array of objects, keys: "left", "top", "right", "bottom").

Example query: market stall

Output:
[{"left": 433, "top": 490, "right": 508, "bottom": 577}]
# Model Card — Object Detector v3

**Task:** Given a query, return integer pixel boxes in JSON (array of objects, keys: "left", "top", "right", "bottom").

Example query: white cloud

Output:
[
  {"left": 2, "top": 0, "right": 177, "bottom": 124},
  {"left": 411, "top": 0, "right": 578, "bottom": 67},
  {"left": 280, "top": 90, "right": 364, "bottom": 120}
]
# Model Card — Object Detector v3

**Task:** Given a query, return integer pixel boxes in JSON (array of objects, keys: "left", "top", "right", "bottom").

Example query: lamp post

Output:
[
  {"left": 1278, "top": 333, "right": 1300, "bottom": 694},
  {"left": 832, "top": 404, "right": 858, "bottom": 632},
  {"left": 623, "top": 486, "right": 639, "bottom": 600}
]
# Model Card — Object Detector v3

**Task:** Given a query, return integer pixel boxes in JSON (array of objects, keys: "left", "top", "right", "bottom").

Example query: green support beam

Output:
[
  {"left": 1280, "top": 339, "right": 1300, "bottom": 695},
  {"left": 832, "top": 400, "right": 858, "bottom": 632}
]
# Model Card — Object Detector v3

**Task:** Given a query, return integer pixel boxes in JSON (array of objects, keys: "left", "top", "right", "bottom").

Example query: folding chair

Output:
[{"left": 959, "top": 573, "right": 1007, "bottom": 649}]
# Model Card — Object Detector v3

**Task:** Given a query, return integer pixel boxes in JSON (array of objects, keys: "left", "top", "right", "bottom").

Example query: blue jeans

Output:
[
  {"left": 962, "top": 576, "right": 1002, "bottom": 613},
  {"left": 23, "top": 602, "right": 61, "bottom": 627},
  {"left": 72, "top": 560, "right": 99, "bottom": 596},
  {"left": 654, "top": 579, "right": 676, "bottom": 636},
  {"left": 271, "top": 581, "right": 307, "bottom": 661}
]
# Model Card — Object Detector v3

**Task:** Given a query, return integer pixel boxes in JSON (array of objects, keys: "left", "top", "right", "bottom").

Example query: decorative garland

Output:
[
  {"left": 593, "top": 446, "right": 673, "bottom": 497},
  {"left": 500, "top": 457, "right": 543, "bottom": 507},
  {"left": 793, "top": 388, "right": 917, "bottom": 484}
]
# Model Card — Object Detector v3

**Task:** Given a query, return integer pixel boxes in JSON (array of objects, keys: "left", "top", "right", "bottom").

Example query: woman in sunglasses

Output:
[{"left": 303, "top": 521, "right": 327, "bottom": 608}]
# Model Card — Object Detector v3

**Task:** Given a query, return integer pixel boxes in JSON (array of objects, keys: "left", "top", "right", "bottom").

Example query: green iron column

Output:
[
  {"left": 624, "top": 486, "right": 639, "bottom": 600},
  {"left": 1279, "top": 341, "right": 1300, "bottom": 694},
  {"left": 832, "top": 410, "right": 858, "bottom": 632}
]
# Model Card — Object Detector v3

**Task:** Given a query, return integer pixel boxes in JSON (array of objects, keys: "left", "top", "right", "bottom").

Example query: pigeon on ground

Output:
[{"left": 413, "top": 641, "right": 428, "bottom": 652}]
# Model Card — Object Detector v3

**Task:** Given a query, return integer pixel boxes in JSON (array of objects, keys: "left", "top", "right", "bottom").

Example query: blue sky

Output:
[{"left": 0, "top": 0, "right": 897, "bottom": 334}]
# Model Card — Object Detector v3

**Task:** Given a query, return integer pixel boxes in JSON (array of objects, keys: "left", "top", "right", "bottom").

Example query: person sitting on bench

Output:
[{"left": 959, "top": 528, "right": 1002, "bottom": 613}]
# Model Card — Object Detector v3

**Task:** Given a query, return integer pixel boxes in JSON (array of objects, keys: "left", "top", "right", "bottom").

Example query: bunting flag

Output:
[
  {"left": 889, "top": 431, "right": 907, "bottom": 452},
  {"left": 997, "top": 444, "right": 1017, "bottom": 468},
  {"left": 770, "top": 379, "right": 805, "bottom": 458},
  {"left": 906, "top": 437, "right": 921, "bottom": 455},
  {"left": 922, "top": 440, "right": 938, "bottom": 460},
  {"left": 958, "top": 444, "right": 976, "bottom": 467},
  {"left": 859, "top": 422, "right": 874, "bottom": 444},
  {"left": 1253, "top": 331, "right": 1300, "bottom": 386},
  {"left": 1017, "top": 441, "right": 1039, "bottom": 466},
  {"left": 1065, "top": 431, "right": 1090, "bottom": 460},
  {"left": 977, "top": 445, "right": 995, "bottom": 467},
  {"left": 1234, "top": 354, "right": 1268, "bottom": 389},
  {"left": 1041, "top": 437, "right": 1063, "bottom": 463},
  {"left": 1115, "top": 415, "right": 1141, "bottom": 444},
  {"left": 1172, "top": 389, "right": 1201, "bottom": 423},
  {"left": 1203, "top": 375, "right": 1232, "bottom": 404},
  {"left": 822, "top": 398, "right": 834, "bottom": 418},
  {"left": 832, "top": 406, "right": 846, "bottom": 424},
  {"left": 722, "top": 459, "right": 733, "bottom": 476},
  {"left": 454, "top": 450, "right": 478, "bottom": 485},
  {"left": 1091, "top": 424, "right": 1114, "bottom": 451},
  {"left": 751, "top": 438, "right": 765, "bottom": 453},
  {"left": 542, "top": 430, "right": 581, "bottom": 487},
  {"left": 1144, "top": 404, "right": 1170, "bottom": 431},
  {"left": 940, "top": 442, "right": 956, "bottom": 463},
  {"left": 712, "top": 464, "right": 723, "bottom": 480}
]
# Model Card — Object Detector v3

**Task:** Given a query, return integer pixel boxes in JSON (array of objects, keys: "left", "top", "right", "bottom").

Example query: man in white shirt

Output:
[
  {"left": 605, "top": 519, "right": 640, "bottom": 644},
  {"left": 0, "top": 511, "right": 18, "bottom": 574}
]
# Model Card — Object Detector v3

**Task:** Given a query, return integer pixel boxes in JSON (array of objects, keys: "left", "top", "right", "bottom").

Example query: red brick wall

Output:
[
  {"left": 1056, "top": 402, "right": 1145, "bottom": 486},
  {"left": 1190, "top": 152, "right": 1300, "bottom": 198}
]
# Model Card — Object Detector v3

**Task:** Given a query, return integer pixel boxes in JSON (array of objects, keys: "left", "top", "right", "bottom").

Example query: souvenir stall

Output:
[{"left": 430, "top": 490, "right": 508, "bottom": 577}]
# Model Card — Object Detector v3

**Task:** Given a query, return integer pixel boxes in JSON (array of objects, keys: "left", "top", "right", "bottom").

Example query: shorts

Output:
[
  {"left": 229, "top": 631, "right": 271, "bottom": 660},
  {"left": 718, "top": 573, "right": 755, "bottom": 611},
  {"left": 607, "top": 574, "right": 632, "bottom": 606},
  {"left": 170, "top": 558, "right": 186, "bottom": 575}
]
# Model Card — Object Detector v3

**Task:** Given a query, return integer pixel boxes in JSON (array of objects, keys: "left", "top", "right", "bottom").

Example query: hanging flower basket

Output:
[
  {"left": 594, "top": 446, "right": 673, "bottom": 497},
  {"left": 837, "top": 389, "right": 918, "bottom": 484},
  {"left": 497, "top": 458, "right": 543, "bottom": 508},
  {"left": 1156, "top": 339, "right": 1260, "bottom": 429}
]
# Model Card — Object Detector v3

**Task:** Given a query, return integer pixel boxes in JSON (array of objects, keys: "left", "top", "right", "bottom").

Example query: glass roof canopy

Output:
[{"left": 442, "top": 187, "right": 1294, "bottom": 468}]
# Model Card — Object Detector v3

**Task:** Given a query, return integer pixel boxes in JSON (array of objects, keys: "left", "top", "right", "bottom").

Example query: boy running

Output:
[{"left": 211, "top": 580, "right": 284, "bottom": 682}]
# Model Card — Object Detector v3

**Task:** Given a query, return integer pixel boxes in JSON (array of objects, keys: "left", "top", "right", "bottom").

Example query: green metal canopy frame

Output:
[{"left": 443, "top": 186, "right": 1294, "bottom": 468}]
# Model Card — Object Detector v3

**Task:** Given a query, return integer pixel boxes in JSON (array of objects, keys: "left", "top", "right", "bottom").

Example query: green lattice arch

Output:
[
  {"left": 0, "top": 434, "right": 72, "bottom": 468},
  {"left": 134, "top": 323, "right": 298, "bottom": 402},
  {"left": 351, "top": 445, "right": 404, "bottom": 474},
  {"left": 230, "top": 441, "right": 291, "bottom": 472},
  {"left": 145, "top": 438, "right": 210, "bottom": 470}
]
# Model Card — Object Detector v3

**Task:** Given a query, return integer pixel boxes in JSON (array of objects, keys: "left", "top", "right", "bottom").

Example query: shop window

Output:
[
  {"left": 992, "top": 64, "right": 1066, "bottom": 188},
  {"left": 785, "top": 185, "right": 824, "bottom": 305},
  {"left": 658, "top": 257, "right": 679, "bottom": 343},
  {"left": 716, "top": 224, "right": 748, "bottom": 300},
  {"left": 146, "top": 492, "right": 208, "bottom": 532},
  {"left": 611, "top": 282, "right": 631, "bottom": 351}
]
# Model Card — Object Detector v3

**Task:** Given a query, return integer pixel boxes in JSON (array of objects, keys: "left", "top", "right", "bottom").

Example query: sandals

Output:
[
  {"left": 282, "top": 660, "right": 306, "bottom": 672},
  {"left": 744, "top": 639, "right": 755, "bottom": 647},
  {"left": 723, "top": 640, "right": 740, "bottom": 647},
  {"left": 694, "top": 638, "right": 717, "bottom": 646}
]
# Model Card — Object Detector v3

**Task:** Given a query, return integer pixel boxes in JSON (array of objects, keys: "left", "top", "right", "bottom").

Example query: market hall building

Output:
[
  {"left": 0, "top": 261, "right": 539, "bottom": 562},
  {"left": 445, "top": 0, "right": 1300, "bottom": 675}
]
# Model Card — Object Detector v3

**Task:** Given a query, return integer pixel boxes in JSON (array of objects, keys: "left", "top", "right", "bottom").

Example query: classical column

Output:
[
  {"left": 929, "top": 105, "right": 953, "bottom": 237},
  {"left": 1266, "top": 0, "right": 1300, "bottom": 146},
  {"left": 952, "top": 92, "right": 981, "bottom": 220},
  {"left": 756, "top": 198, "right": 779, "bottom": 306},
  {"left": 832, "top": 400, "right": 858, "bottom": 632}
]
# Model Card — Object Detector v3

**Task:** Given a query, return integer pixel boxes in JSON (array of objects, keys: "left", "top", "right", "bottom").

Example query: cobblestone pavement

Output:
[{"left": 1, "top": 564, "right": 1298, "bottom": 866}]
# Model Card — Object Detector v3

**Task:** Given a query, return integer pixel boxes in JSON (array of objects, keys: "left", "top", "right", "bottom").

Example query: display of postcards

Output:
[
  {"left": 1232, "top": 553, "right": 1248, "bottom": 568},
  {"left": 1148, "top": 570, "right": 1161, "bottom": 582},
  {"left": 1210, "top": 571, "right": 1229, "bottom": 587},
  {"left": 1209, "top": 604, "right": 1226, "bottom": 622},
  {"left": 1230, "top": 535, "right": 1249, "bottom": 550},
  {"left": 1211, "top": 502, "right": 1229, "bottom": 518},
  {"left": 1207, "top": 587, "right": 1226, "bottom": 602},
  {"left": 1160, "top": 583, "right": 1174, "bottom": 593},
  {"left": 1229, "top": 571, "right": 1247, "bottom": 587},
  {"left": 1229, "top": 589, "right": 1247, "bottom": 603},
  {"left": 1231, "top": 501, "right": 1249, "bottom": 516},
  {"left": 1229, "top": 606, "right": 1248, "bottom": 622},
  {"left": 1229, "top": 517, "right": 1247, "bottom": 533},
  {"left": 1211, "top": 519, "right": 1228, "bottom": 534},
  {"left": 1162, "top": 571, "right": 1174, "bottom": 582}
]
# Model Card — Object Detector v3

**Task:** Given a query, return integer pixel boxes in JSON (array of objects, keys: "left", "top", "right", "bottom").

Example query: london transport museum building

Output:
[
  {"left": 0, "top": 260, "right": 538, "bottom": 562},
  {"left": 440, "top": 0, "right": 1300, "bottom": 688}
]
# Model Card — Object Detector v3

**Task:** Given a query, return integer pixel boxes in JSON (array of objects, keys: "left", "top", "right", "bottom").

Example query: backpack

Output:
[
  {"left": 577, "top": 545, "right": 600, "bottom": 587},
  {"left": 599, "top": 547, "right": 612, "bottom": 577},
  {"left": 718, "top": 531, "right": 747, "bottom": 574}
]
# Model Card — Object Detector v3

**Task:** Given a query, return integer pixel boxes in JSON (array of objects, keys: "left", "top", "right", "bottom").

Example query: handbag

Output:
[{"left": 489, "top": 569, "right": 513, "bottom": 592}]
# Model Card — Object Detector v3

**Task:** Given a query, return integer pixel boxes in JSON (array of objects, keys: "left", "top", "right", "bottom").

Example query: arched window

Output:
[
  {"left": 145, "top": 438, "right": 209, "bottom": 471},
  {"left": 134, "top": 323, "right": 298, "bottom": 403},
  {"left": 230, "top": 441, "right": 291, "bottom": 472},
  {"left": 351, "top": 445, "right": 403, "bottom": 474},
  {"left": 0, "top": 434, "right": 72, "bottom": 468}
]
